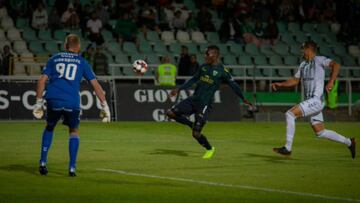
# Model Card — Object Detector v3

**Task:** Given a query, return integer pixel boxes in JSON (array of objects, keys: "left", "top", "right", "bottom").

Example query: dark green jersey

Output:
[{"left": 179, "top": 63, "right": 245, "bottom": 105}]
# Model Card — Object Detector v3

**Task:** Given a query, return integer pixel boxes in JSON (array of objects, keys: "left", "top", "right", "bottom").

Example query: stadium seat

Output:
[
  {"left": 352, "top": 69, "right": 360, "bottom": 77},
  {"left": 289, "top": 44, "right": 300, "bottom": 55},
  {"left": 186, "top": 43, "right": 199, "bottom": 54},
  {"left": 44, "top": 41, "right": 60, "bottom": 54},
  {"left": 288, "top": 22, "right": 301, "bottom": 33},
  {"left": 0, "top": 29, "right": 5, "bottom": 40},
  {"left": 309, "top": 33, "right": 324, "bottom": 45},
  {"left": 316, "top": 23, "right": 330, "bottom": 34},
  {"left": 16, "top": 18, "right": 29, "bottom": 29},
  {"left": 223, "top": 55, "right": 238, "bottom": 65},
  {"left": 269, "top": 55, "right": 283, "bottom": 66},
  {"left": 102, "top": 30, "right": 115, "bottom": 42},
  {"left": 115, "top": 53, "right": 129, "bottom": 64},
  {"left": 0, "top": 40, "right": 11, "bottom": 50},
  {"left": 13, "top": 64, "right": 28, "bottom": 75},
  {"left": 146, "top": 54, "right": 161, "bottom": 64},
  {"left": 245, "top": 43, "right": 261, "bottom": 55},
  {"left": 260, "top": 45, "right": 276, "bottom": 56},
  {"left": 169, "top": 43, "right": 181, "bottom": 54},
  {"left": 342, "top": 55, "right": 357, "bottom": 66},
  {"left": 283, "top": 55, "right": 298, "bottom": 66},
  {"left": 123, "top": 42, "right": 139, "bottom": 54},
  {"left": 161, "top": 31, "right": 176, "bottom": 44},
  {"left": 13, "top": 40, "right": 28, "bottom": 54},
  {"left": 302, "top": 23, "right": 315, "bottom": 33},
  {"left": 333, "top": 45, "right": 348, "bottom": 57},
  {"left": 1, "top": 17, "right": 14, "bottom": 30},
  {"left": 191, "top": 31, "right": 207, "bottom": 43},
  {"left": 319, "top": 46, "right": 333, "bottom": 57},
  {"left": 122, "top": 66, "right": 136, "bottom": 76},
  {"left": 213, "top": 19, "right": 223, "bottom": 31},
  {"left": 21, "top": 52, "right": 41, "bottom": 75},
  {"left": 103, "top": 52, "right": 114, "bottom": 63},
  {"left": 216, "top": 43, "right": 230, "bottom": 55},
  {"left": 176, "top": 30, "right": 191, "bottom": 43},
  {"left": 199, "top": 43, "right": 208, "bottom": 53},
  {"left": 323, "top": 33, "right": 337, "bottom": 44},
  {"left": 153, "top": 42, "right": 169, "bottom": 55},
  {"left": 294, "top": 33, "right": 308, "bottom": 43},
  {"left": 196, "top": 53, "right": 205, "bottom": 64},
  {"left": 146, "top": 31, "right": 161, "bottom": 43},
  {"left": 238, "top": 55, "right": 253, "bottom": 65},
  {"left": 253, "top": 55, "right": 268, "bottom": 66},
  {"left": 107, "top": 42, "right": 122, "bottom": 54},
  {"left": 22, "top": 28, "right": 37, "bottom": 41},
  {"left": 139, "top": 41, "right": 152, "bottom": 54},
  {"left": 280, "top": 33, "right": 296, "bottom": 45},
  {"left": 38, "top": 30, "right": 52, "bottom": 41},
  {"left": 231, "top": 67, "right": 245, "bottom": 76},
  {"left": 277, "top": 68, "right": 292, "bottom": 77},
  {"left": 205, "top": 32, "right": 220, "bottom": 43},
  {"left": 6, "top": 28, "right": 22, "bottom": 41},
  {"left": 54, "top": 30, "right": 67, "bottom": 41},
  {"left": 246, "top": 67, "right": 263, "bottom": 77},
  {"left": 229, "top": 43, "right": 244, "bottom": 55},
  {"left": 184, "top": 0, "right": 196, "bottom": 10},
  {"left": 273, "top": 43, "right": 289, "bottom": 55},
  {"left": 276, "top": 22, "right": 287, "bottom": 33},
  {"left": 29, "top": 41, "right": 46, "bottom": 55},
  {"left": 348, "top": 45, "right": 360, "bottom": 57}
]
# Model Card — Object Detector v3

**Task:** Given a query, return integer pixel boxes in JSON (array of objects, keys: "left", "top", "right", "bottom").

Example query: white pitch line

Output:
[{"left": 96, "top": 168, "right": 360, "bottom": 202}]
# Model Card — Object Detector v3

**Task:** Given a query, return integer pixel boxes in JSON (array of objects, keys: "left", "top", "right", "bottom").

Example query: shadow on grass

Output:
[
  {"left": 244, "top": 153, "right": 295, "bottom": 163},
  {"left": 147, "top": 149, "right": 190, "bottom": 157},
  {"left": 0, "top": 164, "right": 63, "bottom": 176}
]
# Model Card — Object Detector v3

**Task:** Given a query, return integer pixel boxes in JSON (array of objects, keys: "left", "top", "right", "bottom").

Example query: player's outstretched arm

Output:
[
  {"left": 33, "top": 75, "right": 49, "bottom": 119},
  {"left": 169, "top": 71, "right": 200, "bottom": 97},
  {"left": 326, "top": 60, "right": 340, "bottom": 93},
  {"left": 90, "top": 79, "right": 111, "bottom": 122},
  {"left": 271, "top": 77, "right": 300, "bottom": 91}
]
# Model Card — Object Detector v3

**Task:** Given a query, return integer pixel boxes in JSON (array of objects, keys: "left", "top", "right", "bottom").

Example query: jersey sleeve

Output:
[
  {"left": 321, "top": 56, "right": 332, "bottom": 67},
  {"left": 294, "top": 63, "right": 302, "bottom": 78},
  {"left": 223, "top": 67, "right": 245, "bottom": 100},
  {"left": 42, "top": 57, "right": 53, "bottom": 76},
  {"left": 82, "top": 60, "right": 96, "bottom": 81}
]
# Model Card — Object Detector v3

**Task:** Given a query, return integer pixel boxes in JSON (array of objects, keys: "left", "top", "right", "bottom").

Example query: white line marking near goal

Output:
[{"left": 96, "top": 168, "right": 360, "bottom": 202}]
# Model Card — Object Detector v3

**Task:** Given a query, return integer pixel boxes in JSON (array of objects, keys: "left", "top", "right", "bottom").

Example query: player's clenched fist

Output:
[
  {"left": 271, "top": 82, "right": 282, "bottom": 91},
  {"left": 100, "top": 101, "right": 111, "bottom": 123},
  {"left": 169, "top": 88, "right": 179, "bottom": 97},
  {"left": 33, "top": 98, "right": 44, "bottom": 119}
]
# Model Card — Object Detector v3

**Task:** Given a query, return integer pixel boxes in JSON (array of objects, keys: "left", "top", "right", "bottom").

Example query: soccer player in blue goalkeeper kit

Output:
[{"left": 33, "top": 34, "right": 111, "bottom": 176}]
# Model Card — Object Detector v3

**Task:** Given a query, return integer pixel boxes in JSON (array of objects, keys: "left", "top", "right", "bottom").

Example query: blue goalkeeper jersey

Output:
[{"left": 43, "top": 52, "right": 96, "bottom": 110}]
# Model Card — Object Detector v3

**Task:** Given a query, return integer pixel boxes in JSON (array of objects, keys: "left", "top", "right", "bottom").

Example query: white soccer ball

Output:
[{"left": 132, "top": 59, "right": 148, "bottom": 75}]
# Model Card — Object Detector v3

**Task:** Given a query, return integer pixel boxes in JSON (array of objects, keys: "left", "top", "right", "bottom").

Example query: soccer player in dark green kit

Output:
[{"left": 167, "top": 45, "right": 252, "bottom": 159}]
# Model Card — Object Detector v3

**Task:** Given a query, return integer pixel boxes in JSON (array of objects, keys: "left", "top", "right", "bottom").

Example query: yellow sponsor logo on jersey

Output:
[{"left": 200, "top": 75, "right": 214, "bottom": 84}]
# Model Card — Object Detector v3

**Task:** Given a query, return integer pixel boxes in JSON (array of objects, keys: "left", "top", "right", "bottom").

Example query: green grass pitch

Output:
[{"left": 0, "top": 121, "right": 359, "bottom": 203}]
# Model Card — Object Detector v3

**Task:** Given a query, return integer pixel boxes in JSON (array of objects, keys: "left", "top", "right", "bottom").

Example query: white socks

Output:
[
  {"left": 285, "top": 111, "right": 296, "bottom": 151},
  {"left": 317, "top": 129, "right": 352, "bottom": 146}
]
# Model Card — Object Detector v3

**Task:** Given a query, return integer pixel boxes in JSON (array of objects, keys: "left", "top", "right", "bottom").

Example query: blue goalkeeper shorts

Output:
[{"left": 46, "top": 100, "right": 80, "bottom": 129}]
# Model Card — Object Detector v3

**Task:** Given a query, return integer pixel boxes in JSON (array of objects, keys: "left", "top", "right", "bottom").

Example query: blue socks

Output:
[
  {"left": 69, "top": 134, "right": 80, "bottom": 171},
  {"left": 40, "top": 129, "right": 54, "bottom": 166}
]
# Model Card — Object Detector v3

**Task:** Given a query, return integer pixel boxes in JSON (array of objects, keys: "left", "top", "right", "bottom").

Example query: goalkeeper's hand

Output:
[
  {"left": 99, "top": 101, "right": 111, "bottom": 123},
  {"left": 33, "top": 98, "right": 44, "bottom": 119}
]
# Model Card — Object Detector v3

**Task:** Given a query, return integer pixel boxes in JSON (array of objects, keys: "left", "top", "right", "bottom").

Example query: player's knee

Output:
[
  {"left": 166, "top": 109, "right": 176, "bottom": 118},
  {"left": 315, "top": 130, "right": 325, "bottom": 137},
  {"left": 192, "top": 130, "right": 201, "bottom": 139},
  {"left": 45, "top": 124, "right": 55, "bottom": 132},
  {"left": 285, "top": 111, "right": 296, "bottom": 120},
  {"left": 69, "top": 128, "right": 79, "bottom": 135}
]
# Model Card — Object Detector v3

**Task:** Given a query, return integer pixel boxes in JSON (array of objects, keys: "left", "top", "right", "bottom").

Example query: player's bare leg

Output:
[
  {"left": 273, "top": 105, "right": 302, "bottom": 156},
  {"left": 166, "top": 109, "right": 193, "bottom": 129},
  {"left": 312, "top": 123, "right": 356, "bottom": 159},
  {"left": 68, "top": 128, "right": 80, "bottom": 177}
]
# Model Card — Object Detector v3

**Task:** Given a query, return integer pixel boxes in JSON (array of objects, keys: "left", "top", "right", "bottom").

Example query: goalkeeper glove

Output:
[
  {"left": 33, "top": 98, "right": 44, "bottom": 119},
  {"left": 100, "top": 101, "right": 111, "bottom": 123}
]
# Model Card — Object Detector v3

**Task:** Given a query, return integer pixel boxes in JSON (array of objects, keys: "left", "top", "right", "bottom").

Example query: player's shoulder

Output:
[{"left": 315, "top": 55, "right": 332, "bottom": 62}]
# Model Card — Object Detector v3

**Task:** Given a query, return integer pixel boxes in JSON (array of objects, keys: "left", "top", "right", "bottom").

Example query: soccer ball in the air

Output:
[{"left": 132, "top": 59, "right": 148, "bottom": 75}]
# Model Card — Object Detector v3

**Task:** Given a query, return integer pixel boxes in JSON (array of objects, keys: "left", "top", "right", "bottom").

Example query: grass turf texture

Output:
[{"left": 0, "top": 122, "right": 359, "bottom": 203}]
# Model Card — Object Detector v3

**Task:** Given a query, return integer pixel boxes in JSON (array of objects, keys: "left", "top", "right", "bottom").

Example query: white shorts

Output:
[{"left": 298, "top": 97, "right": 325, "bottom": 125}]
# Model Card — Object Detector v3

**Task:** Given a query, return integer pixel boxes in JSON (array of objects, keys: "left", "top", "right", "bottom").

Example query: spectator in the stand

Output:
[
  {"left": 233, "top": 0, "right": 251, "bottom": 19},
  {"left": 73, "top": 0, "right": 83, "bottom": 16},
  {"left": 80, "top": 4, "right": 94, "bottom": 36},
  {"left": 138, "top": 2, "right": 160, "bottom": 31},
  {"left": 87, "top": 12, "right": 105, "bottom": 45},
  {"left": 54, "top": 0, "right": 69, "bottom": 17},
  {"left": 156, "top": 56, "right": 177, "bottom": 86},
  {"left": 32, "top": 2, "right": 48, "bottom": 30},
  {"left": 322, "top": 1, "right": 336, "bottom": 22},
  {"left": 61, "top": 3, "right": 80, "bottom": 29},
  {"left": 186, "top": 12, "right": 198, "bottom": 31},
  {"left": 178, "top": 46, "right": 191, "bottom": 76},
  {"left": 172, "top": 10, "right": 186, "bottom": 30},
  {"left": 0, "top": 1, "right": 8, "bottom": 18},
  {"left": 279, "top": 0, "right": 294, "bottom": 21},
  {"left": 265, "top": 17, "right": 279, "bottom": 44},
  {"left": 115, "top": 13, "right": 139, "bottom": 47},
  {"left": 82, "top": 44, "right": 95, "bottom": 67},
  {"left": 92, "top": 46, "right": 109, "bottom": 75},
  {"left": 253, "top": 21, "right": 265, "bottom": 39},
  {"left": 1, "top": 45, "right": 14, "bottom": 75},
  {"left": 196, "top": 5, "right": 215, "bottom": 32},
  {"left": 115, "top": 0, "right": 134, "bottom": 16},
  {"left": 48, "top": 8, "right": 61, "bottom": 32},
  {"left": 241, "top": 16, "right": 255, "bottom": 43},
  {"left": 219, "top": 16, "right": 242, "bottom": 43},
  {"left": 9, "top": 0, "right": 28, "bottom": 18},
  {"left": 294, "top": 0, "right": 306, "bottom": 24},
  {"left": 252, "top": 0, "right": 271, "bottom": 22},
  {"left": 97, "top": 2, "right": 111, "bottom": 31},
  {"left": 189, "top": 54, "right": 200, "bottom": 76}
]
